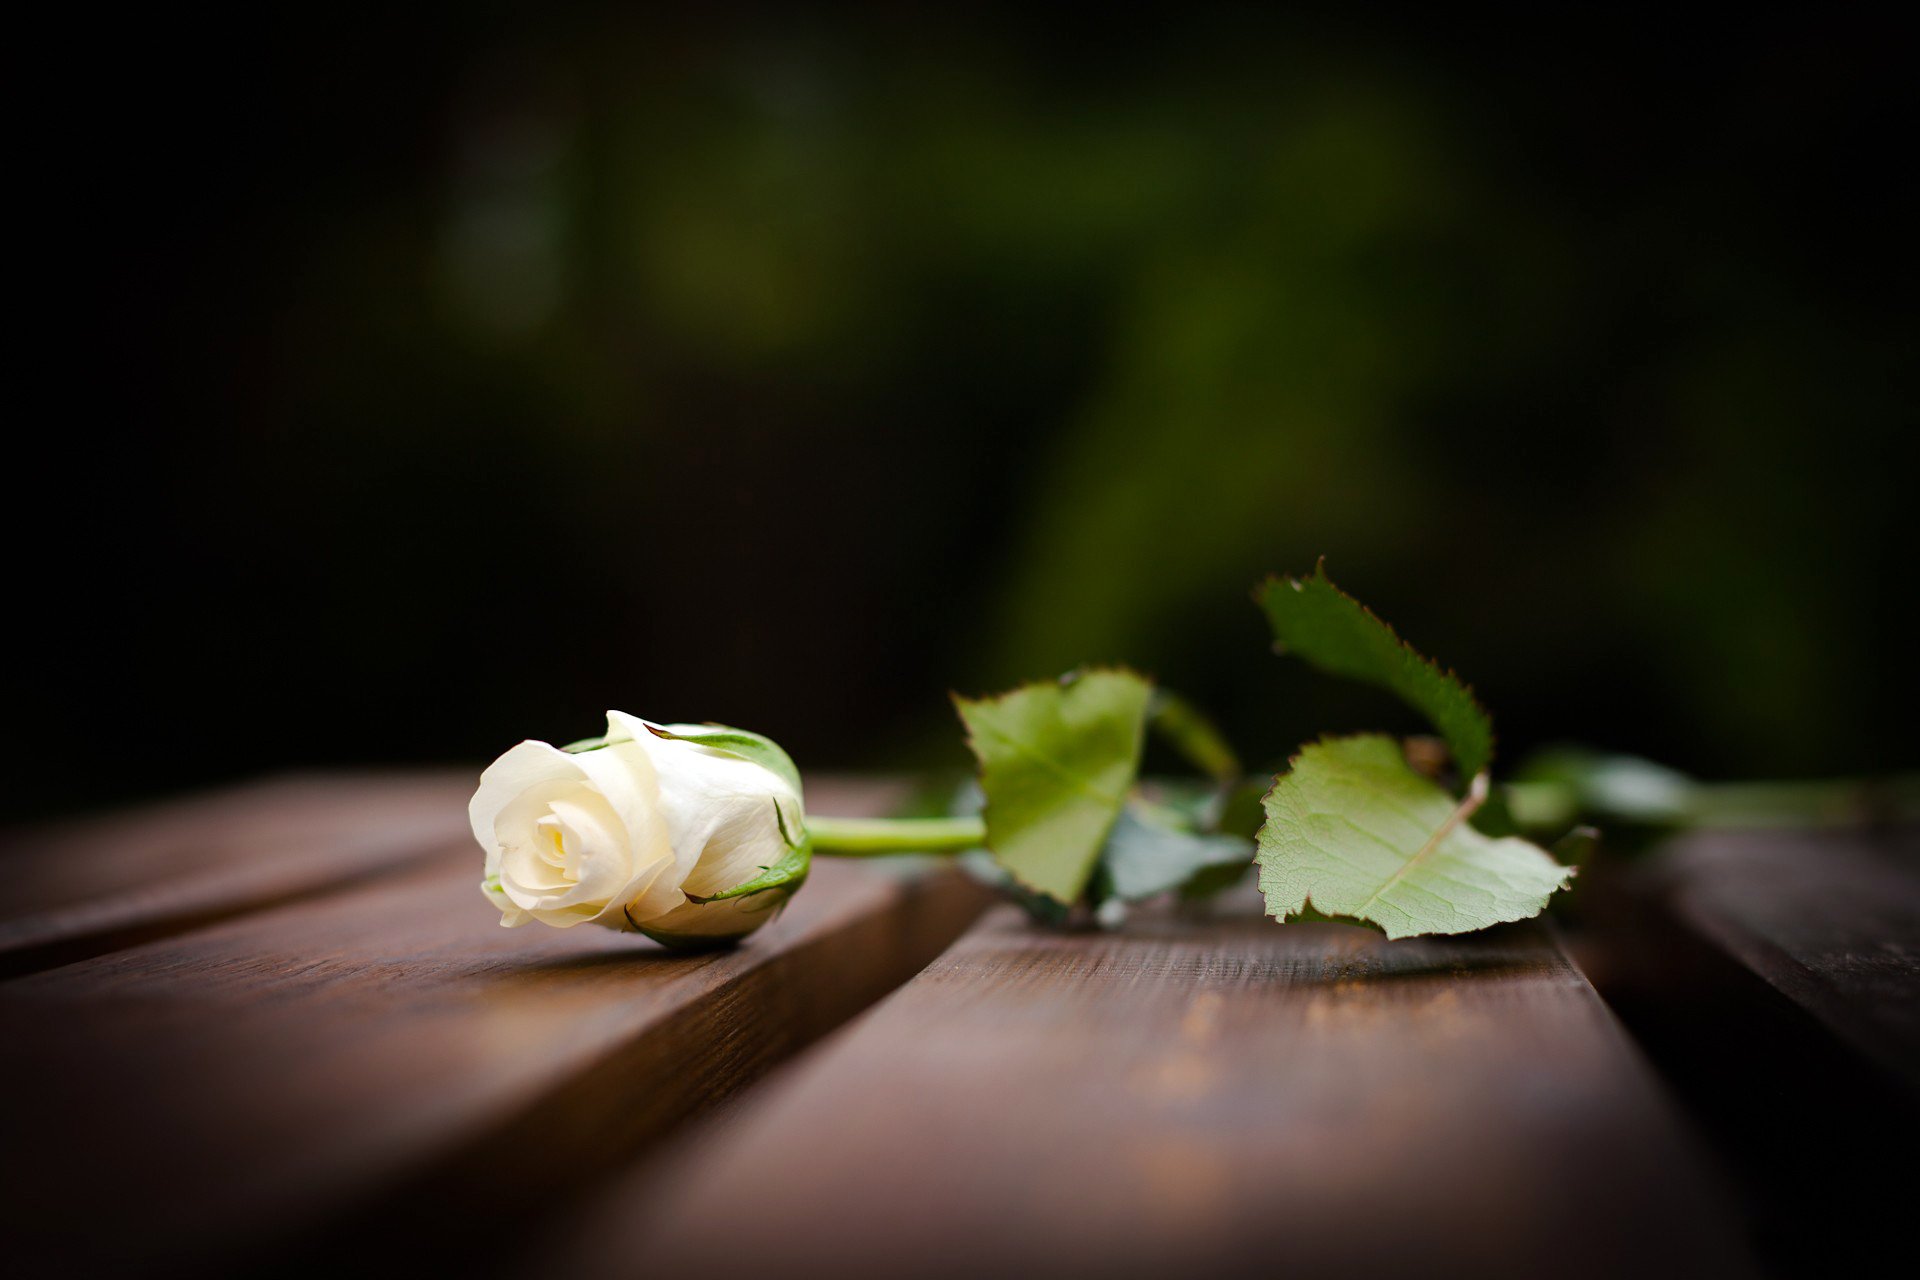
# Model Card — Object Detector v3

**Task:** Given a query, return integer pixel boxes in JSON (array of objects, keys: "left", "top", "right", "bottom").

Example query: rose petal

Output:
[{"left": 469, "top": 740, "right": 584, "bottom": 869}]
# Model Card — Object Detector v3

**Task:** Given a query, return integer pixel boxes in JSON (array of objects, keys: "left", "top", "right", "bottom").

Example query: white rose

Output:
[{"left": 469, "top": 711, "right": 804, "bottom": 946}]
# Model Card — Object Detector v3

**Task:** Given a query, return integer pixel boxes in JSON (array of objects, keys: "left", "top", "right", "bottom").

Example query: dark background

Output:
[{"left": 12, "top": 6, "right": 1915, "bottom": 820}]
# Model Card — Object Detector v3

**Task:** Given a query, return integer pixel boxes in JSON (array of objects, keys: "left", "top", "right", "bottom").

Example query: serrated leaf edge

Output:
[
  {"left": 1253, "top": 558, "right": 1496, "bottom": 781},
  {"left": 1255, "top": 734, "right": 1574, "bottom": 939}
]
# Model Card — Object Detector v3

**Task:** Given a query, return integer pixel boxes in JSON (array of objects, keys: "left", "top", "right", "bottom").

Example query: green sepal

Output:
[
  {"left": 684, "top": 801, "right": 813, "bottom": 904},
  {"left": 644, "top": 723, "right": 804, "bottom": 800},
  {"left": 1256, "top": 562, "right": 1494, "bottom": 783},
  {"left": 627, "top": 920, "right": 749, "bottom": 952}
]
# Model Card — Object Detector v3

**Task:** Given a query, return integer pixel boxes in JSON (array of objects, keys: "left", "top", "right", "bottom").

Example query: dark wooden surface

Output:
[
  {"left": 1658, "top": 825, "right": 1919, "bottom": 1088},
  {"left": 4, "top": 776, "right": 1916, "bottom": 1279},
  {"left": 551, "top": 898, "right": 1756, "bottom": 1280},
  {"left": 0, "top": 775, "right": 989, "bottom": 1276},
  {"left": 0, "top": 773, "right": 474, "bottom": 976},
  {"left": 1575, "top": 823, "right": 1920, "bottom": 1276}
]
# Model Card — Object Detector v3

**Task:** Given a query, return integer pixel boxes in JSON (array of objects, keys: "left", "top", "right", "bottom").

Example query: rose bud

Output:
[{"left": 469, "top": 711, "right": 806, "bottom": 948}]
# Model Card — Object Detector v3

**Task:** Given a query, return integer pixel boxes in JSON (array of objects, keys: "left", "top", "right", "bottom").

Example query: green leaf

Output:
[
  {"left": 685, "top": 800, "right": 812, "bottom": 904},
  {"left": 1256, "top": 735, "right": 1572, "bottom": 939},
  {"left": 1130, "top": 778, "right": 1219, "bottom": 831},
  {"left": 1213, "top": 777, "right": 1274, "bottom": 841},
  {"left": 1510, "top": 747, "right": 1695, "bottom": 826},
  {"left": 1178, "top": 859, "right": 1252, "bottom": 901},
  {"left": 643, "top": 723, "right": 804, "bottom": 800},
  {"left": 1256, "top": 563, "right": 1494, "bottom": 781},
  {"left": 1146, "top": 688, "right": 1242, "bottom": 782},
  {"left": 958, "top": 850, "right": 1075, "bottom": 926},
  {"left": 954, "top": 668, "right": 1153, "bottom": 902},
  {"left": 1099, "top": 803, "right": 1252, "bottom": 902}
]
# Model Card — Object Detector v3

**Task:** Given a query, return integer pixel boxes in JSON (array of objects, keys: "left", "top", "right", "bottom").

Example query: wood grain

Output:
[
  {"left": 0, "top": 772, "right": 474, "bottom": 975},
  {"left": 0, "top": 778, "right": 988, "bottom": 1275},
  {"left": 1658, "top": 824, "right": 1919, "bottom": 1088},
  {"left": 554, "top": 896, "right": 1757, "bottom": 1280},
  {"left": 1576, "top": 824, "right": 1920, "bottom": 1276}
]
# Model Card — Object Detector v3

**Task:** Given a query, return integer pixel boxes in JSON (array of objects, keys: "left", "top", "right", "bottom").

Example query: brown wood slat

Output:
[
  {"left": 1658, "top": 825, "right": 1919, "bottom": 1088},
  {"left": 553, "top": 898, "right": 1757, "bottom": 1280},
  {"left": 1576, "top": 824, "right": 1920, "bottom": 1275},
  {"left": 0, "top": 771, "right": 475, "bottom": 975},
  {"left": 0, "top": 779, "right": 989, "bottom": 1275}
]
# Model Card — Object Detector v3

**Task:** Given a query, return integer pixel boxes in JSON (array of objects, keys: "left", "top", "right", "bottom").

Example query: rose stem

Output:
[{"left": 805, "top": 815, "right": 985, "bottom": 856}]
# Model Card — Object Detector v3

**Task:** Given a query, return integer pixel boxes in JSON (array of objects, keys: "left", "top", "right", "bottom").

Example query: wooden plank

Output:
[
  {"left": 0, "top": 771, "right": 475, "bottom": 975},
  {"left": 1576, "top": 824, "right": 1919, "bottom": 1276},
  {"left": 0, "top": 779, "right": 990, "bottom": 1275},
  {"left": 1658, "top": 824, "right": 1919, "bottom": 1089},
  {"left": 552, "top": 897, "right": 1757, "bottom": 1280}
]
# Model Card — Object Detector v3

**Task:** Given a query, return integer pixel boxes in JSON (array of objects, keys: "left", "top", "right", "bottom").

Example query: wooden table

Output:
[{"left": 2, "top": 774, "right": 1913, "bottom": 1277}]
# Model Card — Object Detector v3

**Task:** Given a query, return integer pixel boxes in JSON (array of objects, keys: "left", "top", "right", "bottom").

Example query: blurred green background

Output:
[{"left": 14, "top": 6, "right": 1915, "bottom": 817}]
